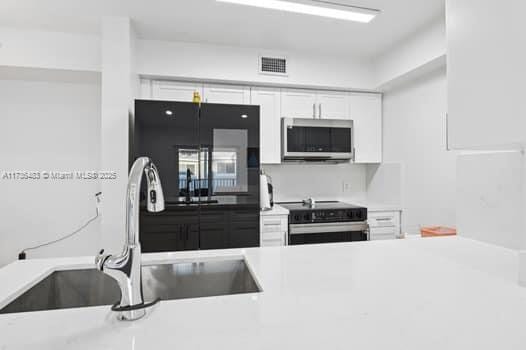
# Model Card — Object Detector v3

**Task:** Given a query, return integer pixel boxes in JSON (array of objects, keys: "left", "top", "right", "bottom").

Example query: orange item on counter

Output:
[{"left": 420, "top": 226, "right": 457, "bottom": 238}]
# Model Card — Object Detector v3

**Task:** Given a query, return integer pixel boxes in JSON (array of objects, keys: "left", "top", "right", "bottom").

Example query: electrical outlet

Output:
[{"left": 342, "top": 181, "right": 351, "bottom": 193}]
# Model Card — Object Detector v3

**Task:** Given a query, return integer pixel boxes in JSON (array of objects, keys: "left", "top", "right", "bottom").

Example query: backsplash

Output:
[{"left": 262, "top": 163, "right": 367, "bottom": 203}]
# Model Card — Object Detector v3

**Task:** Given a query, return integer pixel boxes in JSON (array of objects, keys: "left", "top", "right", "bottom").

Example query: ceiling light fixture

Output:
[
  {"left": 165, "top": 110, "right": 173, "bottom": 116},
  {"left": 216, "top": 0, "right": 380, "bottom": 23}
]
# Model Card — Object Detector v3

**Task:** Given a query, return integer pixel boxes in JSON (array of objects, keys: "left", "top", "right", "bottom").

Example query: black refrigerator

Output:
[{"left": 132, "top": 100, "right": 260, "bottom": 252}]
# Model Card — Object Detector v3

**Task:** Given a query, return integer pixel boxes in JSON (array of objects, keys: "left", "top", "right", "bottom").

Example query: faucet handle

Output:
[{"left": 95, "top": 249, "right": 111, "bottom": 271}]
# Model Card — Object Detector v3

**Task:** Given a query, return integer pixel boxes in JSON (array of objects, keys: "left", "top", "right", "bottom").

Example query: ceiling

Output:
[{"left": 0, "top": 0, "right": 444, "bottom": 59}]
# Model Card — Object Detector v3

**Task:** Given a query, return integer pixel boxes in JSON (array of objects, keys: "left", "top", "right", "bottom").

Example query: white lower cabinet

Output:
[
  {"left": 260, "top": 214, "right": 288, "bottom": 247},
  {"left": 368, "top": 210, "right": 401, "bottom": 241}
]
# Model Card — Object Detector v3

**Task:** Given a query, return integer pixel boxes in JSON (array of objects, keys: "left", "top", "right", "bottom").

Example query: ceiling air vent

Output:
[{"left": 259, "top": 56, "right": 287, "bottom": 76}]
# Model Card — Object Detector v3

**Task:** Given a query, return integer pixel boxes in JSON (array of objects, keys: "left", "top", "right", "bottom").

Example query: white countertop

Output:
[
  {"left": 260, "top": 203, "right": 289, "bottom": 216},
  {"left": 353, "top": 201, "right": 403, "bottom": 212},
  {"left": 1, "top": 237, "right": 526, "bottom": 349}
]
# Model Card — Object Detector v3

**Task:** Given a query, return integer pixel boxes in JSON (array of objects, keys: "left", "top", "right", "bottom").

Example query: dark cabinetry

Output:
[
  {"left": 200, "top": 207, "right": 259, "bottom": 250},
  {"left": 140, "top": 208, "right": 199, "bottom": 252},
  {"left": 140, "top": 206, "right": 260, "bottom": 253},
  {"left": 133, "top": 100, "right": 260, "bottom": 253}
]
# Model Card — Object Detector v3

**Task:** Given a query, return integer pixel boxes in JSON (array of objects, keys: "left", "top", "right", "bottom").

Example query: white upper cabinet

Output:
[
  {"left": 350, "top": 93, "right": 382, "bottom": 164},
  {"left": 317, "top": 91, "right": 350, "bottom": 120},
  {"left": 281, "top": 89, "right": 317, "bottom": 118},
  {"left": 203, "top": 84, "right": 251, "bottom": 105},
  {"left": 139, "top": 79, "right": 152, "bottom": 99},
  {"left": 447, "top": 0, "right": 526, "bottom": 149},
  {"left": 251, "top": 87, "right": 282, "bottom": 164},
  {"left": 151, "top": 81, "right": 203, "bottom": 102},
  {"left": 281, "top": 89, "right": 349, "bottom": 119}
]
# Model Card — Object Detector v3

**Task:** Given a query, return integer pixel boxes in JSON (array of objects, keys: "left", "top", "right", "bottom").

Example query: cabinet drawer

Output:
[
  {"left": 368, "top": 211, "right": 400, "bottom": 228},
  {"left": 370, "top": 234, "right": 396, "bottom": 241},
  {"left": 261, "top": 238, "right": 285, "bottom": 247},
  {"left": 370, "top": 227, "right": 398, "bottom": 241},
  {"left": 261, "top": 230, "right": 284, "bottom": 241},
  {"left": 231, "top": 210, "right": 260, "bottom": 223},
  {"left": 261, "top": 216, "right": 288, "bottom": 233},
  {"left": 370, "top": 227, "right": 397, "bottom": 235},
  {"left": 261, "top": 231, "right": 285, "bottom": 247}
]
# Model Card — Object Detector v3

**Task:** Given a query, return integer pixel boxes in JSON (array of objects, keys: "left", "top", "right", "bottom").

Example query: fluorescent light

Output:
[{"left": 216, "top": 0, "right": 379, "bottom": 23}]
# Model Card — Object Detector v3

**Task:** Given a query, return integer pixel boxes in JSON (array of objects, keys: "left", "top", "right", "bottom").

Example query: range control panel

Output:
[{"left": 289, "top": 208, "right": 367, "bottom": 224}]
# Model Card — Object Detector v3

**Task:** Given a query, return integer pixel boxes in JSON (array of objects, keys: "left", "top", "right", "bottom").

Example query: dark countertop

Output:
[{"left": 141, "top": 196, "right": 259, "bottom": 211}]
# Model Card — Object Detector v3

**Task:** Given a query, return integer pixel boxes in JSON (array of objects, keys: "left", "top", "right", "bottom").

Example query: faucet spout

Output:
[{"left": 96, "top": 157, "right": 165, "bottom": 321}]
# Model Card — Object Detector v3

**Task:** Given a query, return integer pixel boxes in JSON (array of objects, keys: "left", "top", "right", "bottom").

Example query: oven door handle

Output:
[{"left": 289, "top": 222, "right": 368, "bottom": 235}]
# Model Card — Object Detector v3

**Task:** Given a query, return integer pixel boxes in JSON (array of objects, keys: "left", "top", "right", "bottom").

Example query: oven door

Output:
[
  {"left": 289, "top": 222, "right": 369, "bottom": 245},
  {"left": 282, "top": 118, "right": 354, "bottom": 161}
]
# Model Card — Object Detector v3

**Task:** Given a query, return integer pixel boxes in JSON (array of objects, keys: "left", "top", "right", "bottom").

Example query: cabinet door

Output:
[
  {"left": 281, "top": 89, "right": 317, "bottom": 118},
  {"left": 252, "top": 87, "right": 281, "bottom": 164},
  {"left": 182, "top": 223, "right": 200, "bottom": 250},
  {"left": 350, "top": 93, "right": 382, "bottom": 164},
  {"left": 140, "top": 209, "right": 199, "bottom": 252},
  {"left": 199, "top": 209, "right": 229, "bottom": 249},
  {"left": 151, "top": 81, "right": 203, "bottom": 102},
  {"left": 203, "top": 84, "right": 250, "bottom": 104},
  {"left": 447, "top": 0, "right": 526, "bottom": 149},
  {"left": 317, "top": 91, "right": 349, "bottom": 120},
  {"left": 139, "top": 79, "right": 152, "bottom": 99},
  {"left": 229, "top": 210, "right": 260, "bottom": 248}
]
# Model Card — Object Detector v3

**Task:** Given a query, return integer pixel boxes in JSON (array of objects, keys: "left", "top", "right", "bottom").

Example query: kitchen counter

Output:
[
  {"left": 260, "top": 203, "right": 289, "bottom": 216},
  {"left": 146, "top": 195, "right": 259, "bottom": 210},
  {"left": 352, "top": 201, "right": 402, "bottom": 212},
  {"left": 1, "top": 237, "right": 526, "bottom": 349}
]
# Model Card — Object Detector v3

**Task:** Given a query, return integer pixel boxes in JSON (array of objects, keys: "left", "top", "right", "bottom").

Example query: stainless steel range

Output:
[{"left": 279, "top": 200, "right": 368, "bottom": 245}]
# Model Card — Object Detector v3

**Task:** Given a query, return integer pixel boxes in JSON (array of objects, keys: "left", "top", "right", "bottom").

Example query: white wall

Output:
[
  {"left": 136, "top": 40, "right": 375, "bottom": 91},
  {"left": 0, "top": 72, "right": 101, "bottom": 267},
  {"left": 262, "top": 163, "right": 367, "bottom": 203},
  {"left": 456, "top": 151, "right": 524, "bottom": 250},
  {"left": 100, "top": 17, "right": 139, "bottom": 253},
  {"left": 374, "top": 18, "right": 446, "bottom": 89},
  {"left": 382, "top": 67, "right": 456, "bottom": 234},
  {"left": 0, "top": 26, "right": 101, "bottom": 72}
]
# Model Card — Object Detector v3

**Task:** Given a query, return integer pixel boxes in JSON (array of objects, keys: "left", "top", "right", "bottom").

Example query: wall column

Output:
[{"left": 100, "top": 17, "right": 139, "bottom": 252}]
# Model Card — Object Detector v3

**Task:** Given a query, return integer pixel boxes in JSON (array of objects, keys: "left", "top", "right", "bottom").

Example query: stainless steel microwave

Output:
[{"left": 281, "top": 118, "right": 354, "bottom": 161}]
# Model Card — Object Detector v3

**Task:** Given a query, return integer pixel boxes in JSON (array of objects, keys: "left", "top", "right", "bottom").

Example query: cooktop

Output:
[{"left": 279, "top": 201, "right": 365, "bottom": 211}]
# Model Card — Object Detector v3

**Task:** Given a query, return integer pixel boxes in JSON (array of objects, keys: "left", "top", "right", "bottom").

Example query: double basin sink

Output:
[{"left": 0, "top": 259, "right": 261, "bottom": 315}]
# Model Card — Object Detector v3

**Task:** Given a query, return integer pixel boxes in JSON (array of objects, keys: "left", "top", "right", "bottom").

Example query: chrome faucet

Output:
[{"left": 95, "top": 157, "right": 165, "bottom": 321}]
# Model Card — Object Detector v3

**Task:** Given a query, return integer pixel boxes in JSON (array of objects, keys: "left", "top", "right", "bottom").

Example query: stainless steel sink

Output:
[{"left": 0, "top": 259, "right": 260, "bottom": 315}]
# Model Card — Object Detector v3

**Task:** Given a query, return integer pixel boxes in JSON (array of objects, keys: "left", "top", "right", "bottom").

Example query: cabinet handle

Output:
[
  {"left": 264, "top": 220, "right": 282, "bottom": 226},
  {"left": 319, "top": 104, "right": 322, "bottom": 119},
  {"left": 352, "top": 147, "right": 356, "bottom": 162},
  {"left": 313, "top": 103, "right": 316, "bottom": 119}
]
